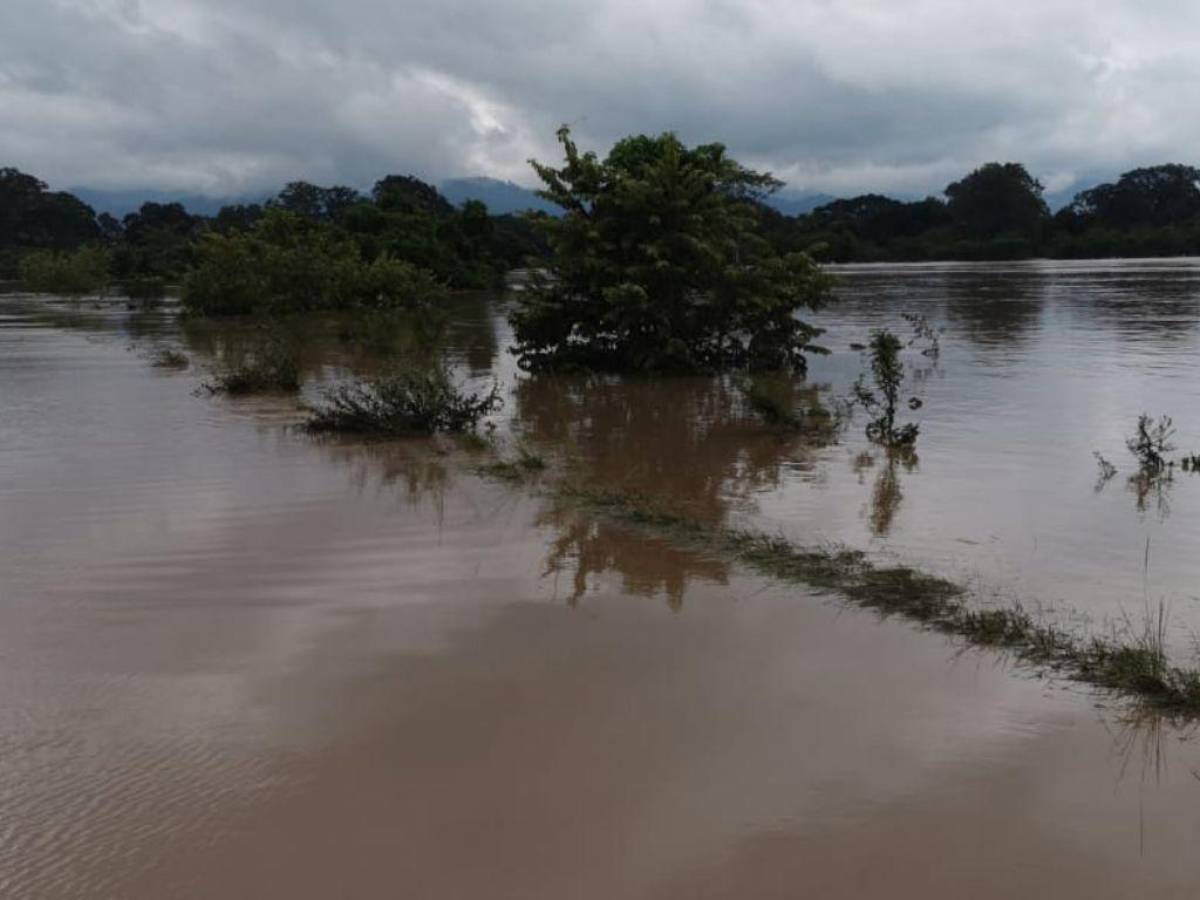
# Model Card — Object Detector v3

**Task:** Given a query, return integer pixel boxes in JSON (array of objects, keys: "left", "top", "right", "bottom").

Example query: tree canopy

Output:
[
  {"left": 509, "top": 128, "right": 831, "bottom": 373},
  {"left": 944, "top": 163, "right": 1049, "bottom": 241},
  {"left": 0, "top": 168, "right": 99, "bottom": 273}
]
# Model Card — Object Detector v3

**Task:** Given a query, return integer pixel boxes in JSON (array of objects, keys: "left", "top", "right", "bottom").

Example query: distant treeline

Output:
[
  {"left": 0, "top": 167, "right": 546, "bottom": 287},
  {"left": 7, "top": 161, "right": 1200, "bottom": 292},
  {"left": 763, "top": 163, "right": 1200, "bottom": 262}
]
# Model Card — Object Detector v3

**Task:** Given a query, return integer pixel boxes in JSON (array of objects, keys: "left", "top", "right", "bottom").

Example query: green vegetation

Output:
[
  {"left": 769, "top": 163, "right": 1200, "bottom": 262},
  {"left": 124, "top": 276, "right": 168, "bottom": 303},
  {"left": 181, "top": 209, "right": 448, "bottom": 316},
  {"left": 477, "top": 445, "right": 548, "bottom": 482},
  {"left": 1127, "top": 414, "right": 1175, "bottom": 474},
  {"left": 853, "top": 330, "right": 920, "bottom": 446},
  {"left": 557, "top": 485, "right": 1200, "bottom": 715},
  {"left": 18, "top": 246, "right": 111, "bottom": 296},
  {"left": 510, "top": 128, "right": 831, "bottom": 373},
  {"left": 204, "top": 337, "right": 300, "bottom": 395},
  {"left": 305, "top": 364, "right": 501, "bottom": 436},
  {"left": 0, "top": 168, "right": 99, "bottom": 277},
  {"left": 737, "top": 374, "right": 838, "bottom": 432},
  {"left": 9, "top": 153, "right": 1200, "bottom": 292},
  {"left": 2, "top": 165, "right": 545, "bottom": 309},
  {"left": 150, "top": 348, "right": 190, "bottom": 369}
]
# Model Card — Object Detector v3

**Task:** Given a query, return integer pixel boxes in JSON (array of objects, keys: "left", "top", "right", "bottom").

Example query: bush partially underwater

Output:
[
  {"left": 182, "top": 210, "right": 447, "bottom": 317},
  {"left": 306, "top": 363, "right": 501, "bottom": 436}
]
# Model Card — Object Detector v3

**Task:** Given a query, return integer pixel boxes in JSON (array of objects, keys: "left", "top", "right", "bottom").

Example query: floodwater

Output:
[{"left": 3, "top": 260, "right": 1200, "bottom": 898}]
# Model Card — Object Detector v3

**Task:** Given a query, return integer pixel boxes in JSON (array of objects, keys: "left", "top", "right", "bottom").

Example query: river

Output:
[{"left": 2, "top": 260, "right": 1199, "bottom": 898}]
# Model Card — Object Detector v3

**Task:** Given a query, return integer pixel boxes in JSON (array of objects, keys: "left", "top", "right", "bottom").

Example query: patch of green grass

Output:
[{"left": 554, "top": 484, "right": 1200, "bottom": 717}]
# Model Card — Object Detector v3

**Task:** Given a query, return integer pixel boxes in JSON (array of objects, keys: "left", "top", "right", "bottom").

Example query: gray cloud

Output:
[{"left": 3, "top": 0, "right": 1200, "bottom": 199}]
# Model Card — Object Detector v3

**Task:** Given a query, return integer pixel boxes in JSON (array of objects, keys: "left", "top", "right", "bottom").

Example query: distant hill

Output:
[
  {"left": 439, "top": 177, "right": 558, "bottom": 215},
  {"left": 68, "top": 188, "right": 263, "bottom": 218},
  {"left": 765, "top": 191, "right": 837, "bottom": 217}
]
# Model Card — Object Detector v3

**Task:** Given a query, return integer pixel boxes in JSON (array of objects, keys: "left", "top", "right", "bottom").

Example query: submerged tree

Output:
[
  {"left": 510, "top": 128, "right": 832, "bottom": 373},
  {"left": 181, "top": 209, "right": 446, "bottom": 316}
]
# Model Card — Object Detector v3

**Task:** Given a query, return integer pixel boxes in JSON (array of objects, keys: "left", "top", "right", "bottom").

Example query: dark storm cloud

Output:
[{"left": 3, "top": 0, "right": 1199, "bottom": 198}]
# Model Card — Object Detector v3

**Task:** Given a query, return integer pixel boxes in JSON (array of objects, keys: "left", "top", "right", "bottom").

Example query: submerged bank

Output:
[{"left": 549, "top": 484, "right": 1200, "bottom": 717}]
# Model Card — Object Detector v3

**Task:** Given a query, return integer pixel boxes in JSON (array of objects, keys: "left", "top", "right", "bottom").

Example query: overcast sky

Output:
[{"left": 3, "top": 0, "right": 1200, "bottom": 200}]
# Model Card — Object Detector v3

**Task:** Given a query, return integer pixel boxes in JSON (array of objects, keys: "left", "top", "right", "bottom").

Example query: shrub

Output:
[
  {"left": 125, "top": 276, "right": 168, "bottom": 302},
  {"left": 1127, "top": 414, "right": 1175, "bottom": 473},
  {"left": 853, "top": 330, "right": 920, "bottom": 446},
  {"left": 509, "top": 128, "right": 831, "bottom": 373},
  {"left": 151, "top": 348, "right": 189, "bottom": 369},
  {"left": 306, "top": 364, "right": 502, "bottom": 435},
  {"left": 205, "top": 338, "right": 300, "bottom": 395},
  {"left": 18, "top": 246, "right": 111, "bottom": 296},
  {"left": 181, "top": 210, "right": 447, "bottom": 316}
]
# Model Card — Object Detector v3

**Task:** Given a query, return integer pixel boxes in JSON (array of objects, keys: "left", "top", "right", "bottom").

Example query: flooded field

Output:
[{"left": 4, "top": 260, "right": 1200, "bottom": 898}]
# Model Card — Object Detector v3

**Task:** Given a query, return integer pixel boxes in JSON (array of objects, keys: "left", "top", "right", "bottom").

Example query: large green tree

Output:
[
  {"left": 1067, "top": 164, "right": 1200, "bottom": 229},
  {"left": 510, "top": 128, "right": 831, "bottom": 373},
  {"left": 944, "top": 162, "right": 1049, "bottom": 240},
  {"left": 0, "top": 168, "right": 99, "bottom": 273}
]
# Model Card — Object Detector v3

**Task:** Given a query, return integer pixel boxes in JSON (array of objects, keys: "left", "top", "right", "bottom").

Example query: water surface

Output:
[{"left": 3, "top": 262, "right": 1200, "bottom": 898}]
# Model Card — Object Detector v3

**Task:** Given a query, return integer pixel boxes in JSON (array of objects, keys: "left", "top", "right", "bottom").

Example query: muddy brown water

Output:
[{"left": 3, "top": 261, "right": 1200, "bottom": 898}]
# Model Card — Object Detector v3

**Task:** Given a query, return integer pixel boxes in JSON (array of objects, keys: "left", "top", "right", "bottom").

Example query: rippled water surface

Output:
[{"left": 3, "top": 261, "right": 1200, "bottom": 899}]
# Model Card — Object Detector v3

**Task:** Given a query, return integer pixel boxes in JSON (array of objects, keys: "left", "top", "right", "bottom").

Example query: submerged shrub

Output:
[
  {"left": 306, "top": 364, "right": 502, "bottom": 435},
  {"left": 510, "top": 128, "right": 831, "bottom": 373},
  {"left": 181, "top": 210, "right": 446, "bottom": 317},
  {"left": 737, "top": 375, "right": 837, "bottom": 433},
  {"left": 19, "top": 246, "right": 111, "bottom": 296},
  {"left": 125, "top": 276, "right": 167, "bottom": 303},
  {"left": 205, "top": 338, "right": 300, "bottom": 395},
  {"left": 1127, "top": 413, "right": 1175, "bottom": 473},
  {"left": 151, "top": 348, "right": 189, "bottom": 369},
  {"left": 853, "top": 330, "right": 920, "bottom": 446}
]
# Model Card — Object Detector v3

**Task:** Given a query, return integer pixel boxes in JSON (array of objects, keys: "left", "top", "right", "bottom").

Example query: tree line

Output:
[
  {"left": 765, "top": 162, "right": 1200, "bottom": 262},
  {"left": 0, "top": 167, "right": 546, "bottom": 289},
  {"left": 8, "top": 159, "right": 1200, "bottom": 290}
]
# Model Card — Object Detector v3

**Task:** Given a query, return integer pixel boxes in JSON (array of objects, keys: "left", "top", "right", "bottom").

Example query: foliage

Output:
[
  {"left": 737, "top": 375, "right": 837, "bottom": 432},
  {"left": 0, "top": 168, "right": 100, "bottom": 275},
  {"left": 1093, "top": 451, "right": 1118, "bottom": 488},
  {"left": 181, "top": 209, "right": 447, "bottom": 316},
  {"left": 1127, "top": 414, "right": 1176, "bottom": 474},
  {"left": 1067, "top": 165, "right": 1200, "bottom": 229},
  {"left": 853, "top": 330, "right": 920, "bottom": 446},
  {"left": 125, "top": 276, "right": 167, "bottom": 302},
  {"left": 151, "top": 348, "right": 190, "bottom": 369},
  {"left": 204, "top": 336, "right": 301, "bottom": 395},
  {"left": 306, "top": 363, "right": 502, "bottom": 435},
  {"left": 18, "top": 246, "right": 111, "bottom": 296},
  {"left": 111, "top": 202, "right": 202, "bottom": 279},
  {"left": 944, "top": 162, "right": 1050, "bottom": 240},
  {"left": 510, "top": 128, "right": 831, "bottom": 373},
  {"left": 270, "top": 182, "right": 364, "bottom": 223},
  {"left": 777, "top": 161, "right": 1200, "bottom": 262}
]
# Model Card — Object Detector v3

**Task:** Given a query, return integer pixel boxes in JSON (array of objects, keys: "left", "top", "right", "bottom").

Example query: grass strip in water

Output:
[{"left": 557, "top": 484, "right": 1200, "bottom": 716}]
